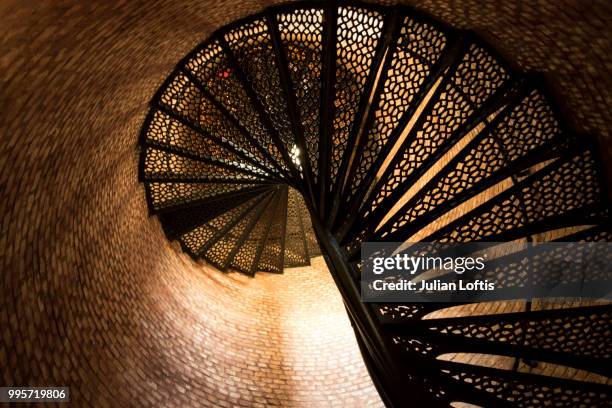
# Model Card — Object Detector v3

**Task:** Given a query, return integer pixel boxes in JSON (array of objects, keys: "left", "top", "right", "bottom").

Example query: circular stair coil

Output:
[{"left": 138, "top": 2, "right": 612, "bottom": 406}]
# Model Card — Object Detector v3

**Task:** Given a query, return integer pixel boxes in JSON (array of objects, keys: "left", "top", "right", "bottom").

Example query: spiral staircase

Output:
[{"left": 139, "top": 1, "right": 611, "bottom": 406}]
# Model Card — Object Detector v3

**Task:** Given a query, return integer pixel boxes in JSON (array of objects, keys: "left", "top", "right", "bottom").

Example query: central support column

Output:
[{"left": 309, "top": 214, "right": 439, "bottom": 408}]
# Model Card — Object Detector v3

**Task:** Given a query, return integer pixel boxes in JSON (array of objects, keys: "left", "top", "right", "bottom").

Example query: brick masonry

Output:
[{"left": 1, "top": 0, "right": 610, "bottom": 406}]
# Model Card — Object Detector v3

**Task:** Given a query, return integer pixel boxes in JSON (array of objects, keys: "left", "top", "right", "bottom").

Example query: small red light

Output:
[{"left": 217, "top": 68, "right": 233, "bottom": 78}]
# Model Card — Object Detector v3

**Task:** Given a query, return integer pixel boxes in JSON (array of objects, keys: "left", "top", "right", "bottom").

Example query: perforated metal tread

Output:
[{"left": 138, "top": 2, "right": 611, "bottom": 406}]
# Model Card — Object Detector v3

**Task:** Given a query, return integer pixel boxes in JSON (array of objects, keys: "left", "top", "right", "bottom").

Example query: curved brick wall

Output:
[{"left": 1, "top": 0, "right": 610, "bottom": 406}]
